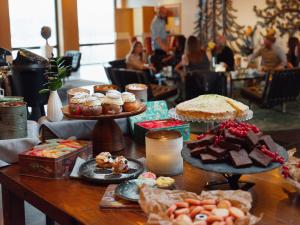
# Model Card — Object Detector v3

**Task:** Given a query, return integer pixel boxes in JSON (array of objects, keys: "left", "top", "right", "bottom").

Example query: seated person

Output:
[
  {"left": 171, "top": 35, "right": 186, "bottom": 67},
  {"left": 175, "top": 35, "right": 210, "bottom": 74},
  {"left": 249, "top": 28, "right": 287, "bottom": 71},
  {"left": 126, "top": 41, "right": 155, "bottom": 71},
  {"left": 215, "top": 35, "right": 235, "bottom": 71},
  {"left": 287, "top": 37, "right": 299, "bottom": 68}
]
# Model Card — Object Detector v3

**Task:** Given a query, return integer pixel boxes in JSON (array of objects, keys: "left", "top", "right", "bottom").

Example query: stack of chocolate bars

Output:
[{"left": 187, "top": 121, "right": 280, "bottom": 168}]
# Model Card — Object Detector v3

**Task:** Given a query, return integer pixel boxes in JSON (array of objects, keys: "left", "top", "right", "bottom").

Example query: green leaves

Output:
[{"left": 39, "top": 57, "right": 70, "bottom": 94}]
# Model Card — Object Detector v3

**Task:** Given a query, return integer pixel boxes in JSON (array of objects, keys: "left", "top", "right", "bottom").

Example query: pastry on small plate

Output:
[
  {"left": 113, "top": 156, "right": 129, "bottom": 173},
  {"left": 121, "top": 92, "right": 141, "bottom": 112},
  {"left": 102, "top": 90, "right": 124, "bottom": 114},
  {"left": 95, "top": 152, "right": 114, "bottom": 168}
]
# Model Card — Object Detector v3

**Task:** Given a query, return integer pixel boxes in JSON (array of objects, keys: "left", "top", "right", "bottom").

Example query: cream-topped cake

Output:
[{"left": 176, "top": 94, "right": 249, "bottom": 120}]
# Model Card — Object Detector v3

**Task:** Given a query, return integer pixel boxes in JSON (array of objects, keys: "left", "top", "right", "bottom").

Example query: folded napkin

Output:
[
  {"left": 39, "top": 117, "right": 129, "bottom": 140},
  {"left": 0, "top": 120, "right": 40, "bottom": 163}
]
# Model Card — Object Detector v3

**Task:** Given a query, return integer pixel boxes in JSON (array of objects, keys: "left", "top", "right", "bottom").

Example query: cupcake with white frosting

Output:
[
  {"left": 81, "top": 96, "right": 102, "bottom": 116},
  {"left": 69, "top": 94, "right": 88, "bottom": 115},
  {"left": 92, "top": 92, "right": 105, "bottom": 101},
  {"left": 121, "top": 92, "right": 141, "bottom": 112},
  {"left": 102, "top": 90, "right": 124, "bottom": 114}
]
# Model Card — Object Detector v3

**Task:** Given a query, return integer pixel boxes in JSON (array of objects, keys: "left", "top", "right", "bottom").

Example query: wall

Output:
[{"left": 0, "top": 0, "right": 12, "bottom": 50}]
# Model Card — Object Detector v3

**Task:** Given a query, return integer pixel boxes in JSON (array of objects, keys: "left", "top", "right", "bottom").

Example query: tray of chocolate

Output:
[
  {"left": 182, "top": 121, "right": 288, "bottom": 174},
  {"left": 79, "top": 152, "right": 144, "bottom": 184}
]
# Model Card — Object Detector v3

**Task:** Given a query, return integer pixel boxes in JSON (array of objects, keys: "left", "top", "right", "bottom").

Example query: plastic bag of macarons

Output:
[{"left": 139, "top": 185, "right": 262, "bottom": 225}]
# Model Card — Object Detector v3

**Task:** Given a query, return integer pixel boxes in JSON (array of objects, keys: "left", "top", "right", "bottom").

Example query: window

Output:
[
  {"left": 77, "top": 0, "right": 115, "bottom": 64},
  {"left": 8, "top": 0, "right": 58, "bottom": 58}
]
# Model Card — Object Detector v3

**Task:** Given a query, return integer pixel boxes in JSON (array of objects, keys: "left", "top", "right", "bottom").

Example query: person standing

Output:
[{"left": 150, "top": 6, "right": 169, "bottom": 71}]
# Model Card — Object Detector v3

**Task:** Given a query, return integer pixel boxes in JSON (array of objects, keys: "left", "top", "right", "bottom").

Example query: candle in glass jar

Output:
[{"left": 146, "top": 130, "right": 183, "bottom": 176}]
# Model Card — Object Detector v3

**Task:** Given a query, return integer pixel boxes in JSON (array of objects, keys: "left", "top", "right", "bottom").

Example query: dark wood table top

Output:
[{"left": 0, "top": 135, "right": 299, "bottom": 225}]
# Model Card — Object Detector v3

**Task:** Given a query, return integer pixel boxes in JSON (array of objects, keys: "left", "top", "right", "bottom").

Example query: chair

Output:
[
  {"left": 11, "top": 64, "right": 49, "bottom": 121},
  {"left": 108, "top": 59, "right": 126, "bottom": 69},
  {"left": 241, "top": 68, "right": 300, "bottom": 112},
  {"left": 64, "top": 50, "right": 81, "bottom": 71},
  {"left": 110, "top": 68, "right": 177, "bottom": 101},
  {"left": 185, "top": 70, "right": 231, "bottom": 100}
]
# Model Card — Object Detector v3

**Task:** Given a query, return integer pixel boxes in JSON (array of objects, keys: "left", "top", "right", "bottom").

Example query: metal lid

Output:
[{"left": 146, "top": 130, "right": 182, "bottom": 140}]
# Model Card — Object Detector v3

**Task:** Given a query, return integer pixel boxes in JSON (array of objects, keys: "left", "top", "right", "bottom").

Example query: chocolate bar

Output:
[
  {"left": 259, "top": 135, "right": 278, "bottom": 152},
  {"left": 224, "top": 130, "right": 247, "bottom": 147},
  {"left": 219, "top": 141, "right": 241, "bottom": 150},
  {"left": 199, "top": 153, "right": 220, "bottom": 163},
  {"left": 229, "top": 149, "right": 253, "bottom": 168},
  {"left": 190, "top": 146, "right": 207, "bottom": 158},
  {"left": 246, "top": 130, "right": 259, "bottom": 146},
  {"left": 186, "top": 134, "right": 215, "bottom": 149},
  {"left": 207, "top": 145, "right": 227, "bottom": 157},
  {"left": 249, "top": 148, "right": 272, "bottom": 167}
]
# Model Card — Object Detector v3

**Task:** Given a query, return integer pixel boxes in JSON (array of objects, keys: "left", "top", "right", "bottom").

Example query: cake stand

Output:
[
  {"left": 181, "top": 144, "right": 288, "bottom": 190},
  {"left": 168, "top": 108, "right": 254, "bottom": 132},
  {"left": 62, "top": 104, "right": 146, "bottom": 156}
]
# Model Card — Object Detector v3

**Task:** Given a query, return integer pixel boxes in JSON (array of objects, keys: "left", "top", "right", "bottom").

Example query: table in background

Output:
[{"left": 0, "top": 135, "right": 299, "bottom": 225}]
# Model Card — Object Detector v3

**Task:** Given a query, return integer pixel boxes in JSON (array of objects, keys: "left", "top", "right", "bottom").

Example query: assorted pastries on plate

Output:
[
  {"left": 24, "top": 139, "right": 85, "bottom": 158},
  {"left": 96, "top": 152, "right": 129, "bottom": 173},
  {"left": 68, "top": 90, "right": 142, "bottom": 116},
  {"left": 281, "top": 149, "right": 300, "bottom": 192},
  {"left": 176, "top": 94, "right": 249, "bottom": 120},
  {"left": 166, "top": 198, "right": 247, "bottom": 225},
  {"left": 187, "top": 120, "right": 284, "bottom": 168}
]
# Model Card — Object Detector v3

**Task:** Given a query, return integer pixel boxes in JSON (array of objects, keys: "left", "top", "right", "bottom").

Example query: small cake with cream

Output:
[
  {"left": 121, "top": 92, "right": 140, "bottom": 112},
  {"left": 95, "top": 152, "right": 114, "bottom": 168},
  {"left": 102, "top": 90, "right": 124, "bottom": 114}
]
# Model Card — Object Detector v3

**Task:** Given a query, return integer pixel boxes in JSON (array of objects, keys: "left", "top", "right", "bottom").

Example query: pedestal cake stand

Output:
[
  {"left": 62, "top": 104, "right": 146, "bottom": 156},
  {"left": 168, "top": 108, "right": 287, "bottom": 190}
]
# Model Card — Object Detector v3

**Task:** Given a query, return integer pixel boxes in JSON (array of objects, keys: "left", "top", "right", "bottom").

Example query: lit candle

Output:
[{"left": 146, "top": 130, "right": 183, "bottom": 176}]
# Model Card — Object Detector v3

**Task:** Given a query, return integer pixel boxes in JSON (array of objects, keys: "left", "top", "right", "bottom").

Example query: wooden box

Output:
[{"left": 19, "top": 141, "right": 92, "bottom": 179}]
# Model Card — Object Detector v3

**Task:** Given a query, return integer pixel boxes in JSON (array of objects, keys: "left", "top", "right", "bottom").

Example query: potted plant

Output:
[{"left": 39, "top": 57, "right": 70, "bottom": 122}]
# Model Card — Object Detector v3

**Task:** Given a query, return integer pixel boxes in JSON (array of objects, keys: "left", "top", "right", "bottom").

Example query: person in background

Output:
[
  {"left": 175, "top": 35, "right": 210, "bottom": 74},
  {"left": 172, "top": 35, "right": 186, "bottom": 66},
  {"left": 249, "top": 28, "right": 287, "bottom": 71},
  {"left": 215, "top": 35, "right": 235, "bottom": 71},
  {"left": 287, "top": 37, "right": 299, "bottom": 68},
  {"left": 126, "top": 41, "right": 155, "bottom": 71},
  {"left": 150, "top": 6, "right": 170, "bottom": 71}
]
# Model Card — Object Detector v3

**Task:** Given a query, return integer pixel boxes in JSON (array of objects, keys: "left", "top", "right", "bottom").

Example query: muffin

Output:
[
  {"left": 95, "top": 152, "right": 114, "bottom": 168},
  {"left": 67, "top": 88, "right": 90, "bottom": 103},
  {"left": 102, "top": 90, "right": 124, "bottom": 114},
  {"left": 92, "top": 92, "right": 105, "bottom": 101},
  {"left": 81, "top": 96, "right": 102, "bottom": 116},
  {"left": 69, "top": 94, "right": 88, "bottom": 115},
  {"left": 121, "top": 92, "right": 141, "bottom": 112},
  {"left": 112, "top": 156, "right": 129, "bottom": 173}
]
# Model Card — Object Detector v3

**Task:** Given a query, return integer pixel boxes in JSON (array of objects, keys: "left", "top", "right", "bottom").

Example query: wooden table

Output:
[{"left": 0, "top": 135, "right": 299, "bottom": 225}]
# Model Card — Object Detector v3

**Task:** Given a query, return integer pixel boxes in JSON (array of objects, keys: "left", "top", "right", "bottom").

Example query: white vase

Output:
[{"left": 47, "top": 90, "right": 63, "bottom": 122}]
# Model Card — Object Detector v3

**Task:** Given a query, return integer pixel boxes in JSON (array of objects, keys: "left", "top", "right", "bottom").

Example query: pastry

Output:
[
  {"left": 67, "top": 88, "right": 90, "bottom": 103},
  {"left": 81, "top": 96, "right": 102, "bottom": 116},
  {"left": 176, "top": 94, "right": 249, "bottom": 120},
  {"left": 112, "top": 156, "right": 129, "bottom": 173},
  {"left": 95, "top": 152, "right": 114, "bottom": 168},
  {"left": 69, "top": 94, "right": 88, "bottom": 115},
  {"left": 121, "top": 92, "right": 141, "bottom": 112},
  {"left": 156, "top": 176, "right": 175, "bottom": 189},
  {"left": 102, "top": 90, "right": 124, "bottom": 114},
  {"left": 92, "top": 92, "right": 105, "bottom": 101}
]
